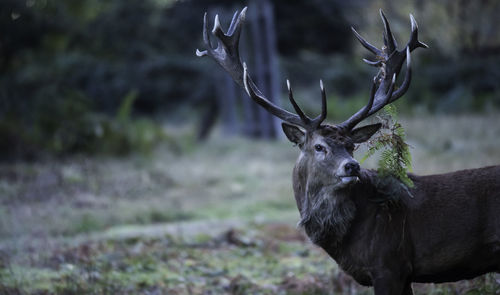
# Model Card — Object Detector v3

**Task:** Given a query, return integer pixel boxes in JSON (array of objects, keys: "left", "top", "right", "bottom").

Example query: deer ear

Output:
[
  {"left": 282, "top": 123, "right": 305, "bottom": 145},
  {"left": 350, "top": 123, "right": 382, "bottom": 143}
]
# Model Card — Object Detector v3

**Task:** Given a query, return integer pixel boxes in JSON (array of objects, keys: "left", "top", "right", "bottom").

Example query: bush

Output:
[{"left": 0, "top": 90, "right": 173, "bottom": 160}]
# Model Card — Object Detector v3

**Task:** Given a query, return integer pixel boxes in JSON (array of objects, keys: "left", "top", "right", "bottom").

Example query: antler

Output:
[
  {"left": 339, "top": 10, "right": 428, "bottom": 131},
  {"left": 196, "top": 8, "right": 326, "bottom": 132}
]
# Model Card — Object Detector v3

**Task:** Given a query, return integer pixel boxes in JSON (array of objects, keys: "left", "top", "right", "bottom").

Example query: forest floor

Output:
[{"left": 1, "top": 115, "right": 500, "bottom": 294}]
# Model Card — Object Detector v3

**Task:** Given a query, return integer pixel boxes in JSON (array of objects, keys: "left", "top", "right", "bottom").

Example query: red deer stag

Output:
[{"left": 196, "top": 8, "right": 500, "bottom": 295}]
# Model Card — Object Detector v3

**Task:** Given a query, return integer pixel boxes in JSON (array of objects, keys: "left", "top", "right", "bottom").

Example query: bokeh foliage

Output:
[{"left": 1, "top": 0, "right": 499, "bottom": 159}]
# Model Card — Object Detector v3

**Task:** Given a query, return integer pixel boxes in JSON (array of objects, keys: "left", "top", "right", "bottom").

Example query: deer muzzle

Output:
[{"left": 337, "top": 160, "right": 360, "bottom": 185}]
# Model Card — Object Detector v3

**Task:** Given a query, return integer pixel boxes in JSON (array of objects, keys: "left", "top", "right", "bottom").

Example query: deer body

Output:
[
  {"left": 197, "top": 7, "right": 500, "bottom": 294},
  {"left": 295, "top": 163, "right": 500, "bottom": 293},
  {"left": 408, "top": 167, "right": 500, "bottom": 282}
]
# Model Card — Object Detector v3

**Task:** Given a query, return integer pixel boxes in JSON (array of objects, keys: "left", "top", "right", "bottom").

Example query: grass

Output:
[{"left": 1, "top": 114, "right": 499, "bottom": 294}]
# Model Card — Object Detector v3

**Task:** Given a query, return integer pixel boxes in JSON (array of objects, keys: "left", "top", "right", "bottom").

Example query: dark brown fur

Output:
[{"left": 291, "top": 126, "right": 500, "bottom": 295}]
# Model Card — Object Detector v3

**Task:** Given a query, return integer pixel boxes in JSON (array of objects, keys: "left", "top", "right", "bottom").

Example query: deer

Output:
[{"left": 196, "top": 7, "right": 500, "bottom": 295}]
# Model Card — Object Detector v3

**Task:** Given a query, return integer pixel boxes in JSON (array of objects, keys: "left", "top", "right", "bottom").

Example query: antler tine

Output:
[
  {"left": 310, "top": 80, "right": 328, "bottom": 129},
  {"left": 365, "top": 73, "right": 396, "bottom": 117},
  {"left": 407, "top": 14, "right": 429, "bottom": 51},
  {"left": 363, "top": 58, "right": 383, "bottom": 67},
  {"left": 380, "top": 9, "right": 397, "bottom": 53},
  {"left": 285, "top": 79, "right": 328, "bottom": 130},
  {"left": 196, "top": 13, "right": 211, "bottom": 57},
  {"left": 351, "top": 27, "right": 382, "bottom": 56},
  {"left": 287, "top": 80, "right": 311, "bottom": 124},
  {"left": 197, "top": 8, "right": 328, "bottom": 132},
  {"left": 320, "top": 80, "right": 327, "bottom": 122},
  {"left": 339, "top": 77, "right": 377, "bottom": 130},
  {"left": 390, "top": 47, "right": 412, "bottom": 102},
  {"left": 288, "top": 80, "right": 328, "bottom": 130},
  {"left": 227, "top": 9, "right": 240, "bottom": 35},
  {"left": 242, "top": 63, "right": 305, "bottom": 127}
]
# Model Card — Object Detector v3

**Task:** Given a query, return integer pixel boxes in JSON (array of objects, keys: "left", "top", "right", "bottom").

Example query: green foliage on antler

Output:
[{"left": 362, "top": 105, "right": 414, "bottom": 188}]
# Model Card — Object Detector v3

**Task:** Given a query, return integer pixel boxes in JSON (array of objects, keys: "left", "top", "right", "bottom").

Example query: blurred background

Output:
[
  {"left": 2, "top": 0, "right": 500, "bottom": 157},
  {"left": 1, "top": 0, "right": 499, "bottom": 294}
]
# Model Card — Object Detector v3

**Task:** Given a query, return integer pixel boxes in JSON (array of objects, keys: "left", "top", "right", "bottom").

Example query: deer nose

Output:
[{"left": 344, "top": 162, "right": 360, "bottom": 176}]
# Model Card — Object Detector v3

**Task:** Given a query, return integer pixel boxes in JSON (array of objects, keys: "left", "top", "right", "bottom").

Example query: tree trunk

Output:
[
  {"left": 248, "top": 0, "right": 280, "bottom": 139},
  {"left": 217, "top": 71, "right": 239, "bottom": 136}
]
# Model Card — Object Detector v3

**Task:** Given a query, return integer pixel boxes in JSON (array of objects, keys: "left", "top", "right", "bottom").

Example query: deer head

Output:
[{"left": 196, "top": 8, "right": 427, "bottom": 191}]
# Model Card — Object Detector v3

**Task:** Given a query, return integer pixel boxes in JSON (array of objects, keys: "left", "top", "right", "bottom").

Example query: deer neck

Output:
[
  {"left": 297, "top": 169, "right": 386, "bottom": 251},
  {"left": 298, "top": 179, "right": 357, "bottom": 248}
]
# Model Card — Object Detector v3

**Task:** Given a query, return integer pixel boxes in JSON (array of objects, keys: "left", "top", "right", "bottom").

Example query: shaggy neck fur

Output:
[
  {"left": 298, "top": 169, "right": 409, "bottom": 247},
  {"left": 299, "top": 181, "right": 356, "bottom": 245}
]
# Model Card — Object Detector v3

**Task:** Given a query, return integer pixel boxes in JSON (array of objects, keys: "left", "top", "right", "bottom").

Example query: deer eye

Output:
[{"left": 314, "top": 144, "right": 325, "bottom": 152}]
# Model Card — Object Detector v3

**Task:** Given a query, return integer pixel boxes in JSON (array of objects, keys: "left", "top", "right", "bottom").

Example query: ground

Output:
[{"left": 1, "top": 115, "right": 499, "bottom": 294}]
